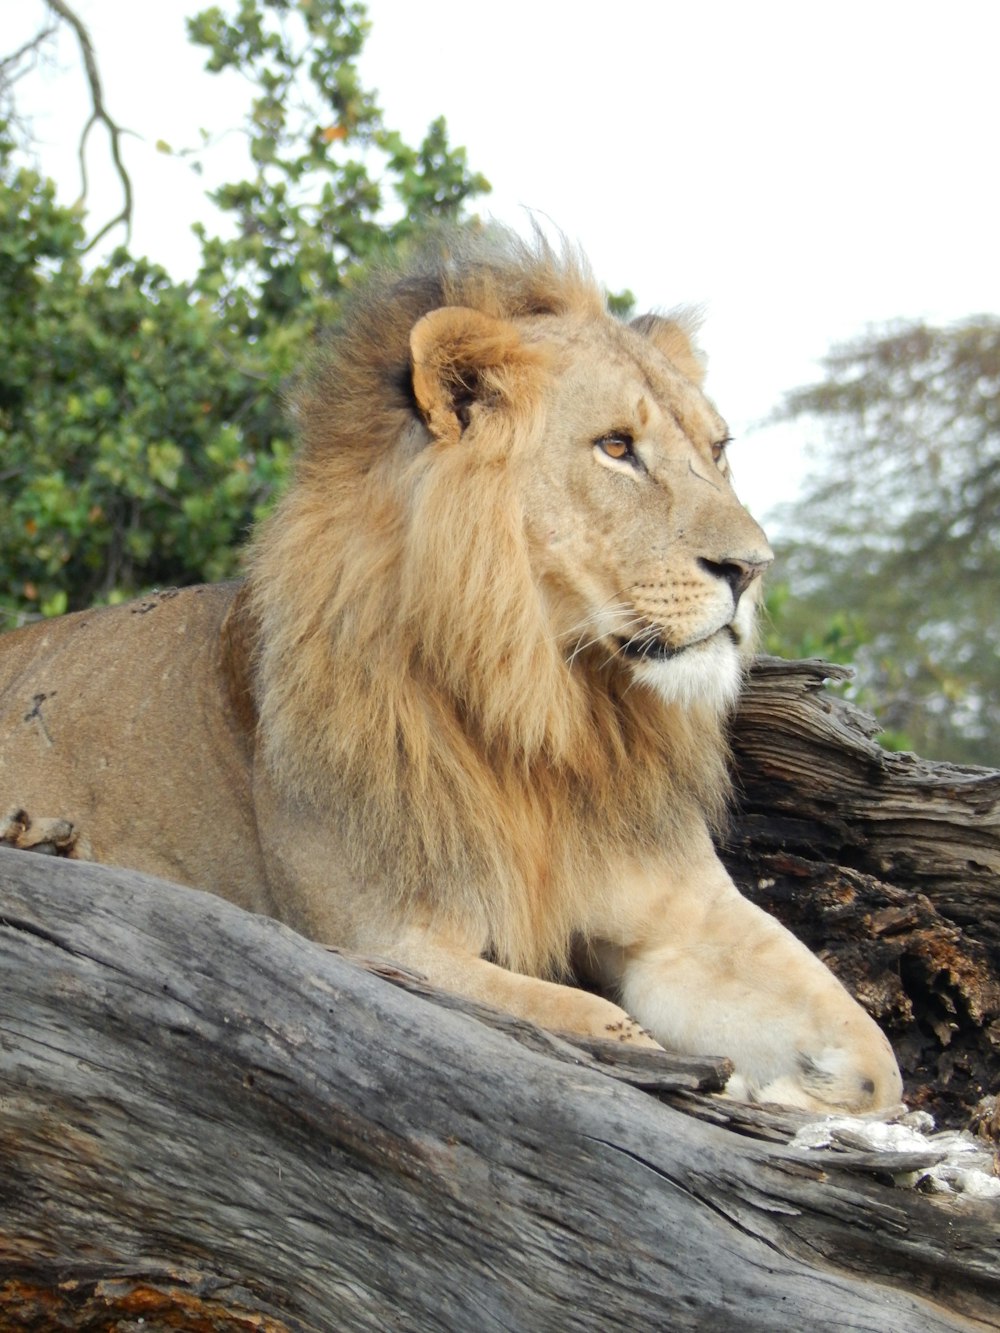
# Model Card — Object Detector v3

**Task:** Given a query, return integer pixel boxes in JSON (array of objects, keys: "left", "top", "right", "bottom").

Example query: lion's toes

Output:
[
  {"left": 790, "top": 1045, "right": 903, "bottom": 1114},
  {"left": 0, "top": 807, "right": 78, "bottom": 856},
  {"left": 553, "top": 992, "right": 662, "bottom": 1050},
  {"left": 602, "top": 1017, "right": 660, "bottom": 1048},
  {"left": 727, "top": 1043, "right": 904, "bottom": 1115}
]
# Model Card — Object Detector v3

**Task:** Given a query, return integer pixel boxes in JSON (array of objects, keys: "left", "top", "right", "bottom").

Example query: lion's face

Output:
[
  {"left": 408, "top": 300, "right": 771, "bottom": 715},
  {"left": 519, "top": 315, "right": 772, "bottom": 711}
]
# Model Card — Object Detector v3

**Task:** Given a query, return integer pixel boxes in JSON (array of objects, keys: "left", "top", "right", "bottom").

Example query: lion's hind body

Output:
[{"left": 0, "top": 584, "right": 269, "bottom": 908}]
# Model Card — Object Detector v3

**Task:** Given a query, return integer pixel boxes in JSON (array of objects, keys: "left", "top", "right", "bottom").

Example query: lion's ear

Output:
[
  {"left": 409, "top": 306, "right": 534, "bottom": 445},
  {"left": 631, "top": 313, "right": 706, "bottom": 387}
]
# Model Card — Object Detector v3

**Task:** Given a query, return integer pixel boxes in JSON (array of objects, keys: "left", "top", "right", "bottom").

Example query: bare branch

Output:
[
  {"left": 0, "top": 25, "right": 57, "bottom": 87},
  {"left": 42, "top": 0, "right": 133, "bottom": 251},
  {"left": 0, "top": 23, "right": 58, "bottom": 137}
]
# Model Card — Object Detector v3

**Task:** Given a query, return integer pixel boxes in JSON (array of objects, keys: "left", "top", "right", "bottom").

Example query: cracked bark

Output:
[{"left": 726, "top": 657, "right": 1000, "bottom": 1127}]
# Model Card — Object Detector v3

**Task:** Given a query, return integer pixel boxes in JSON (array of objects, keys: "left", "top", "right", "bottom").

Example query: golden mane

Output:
[{"left": 246, "top": 229, "right": 732, "bottom": 976}]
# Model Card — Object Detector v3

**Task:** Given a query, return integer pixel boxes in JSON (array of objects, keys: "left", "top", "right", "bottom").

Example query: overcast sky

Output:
[{"left": 9, "top": 0, "right": 999, "bottom": 524}]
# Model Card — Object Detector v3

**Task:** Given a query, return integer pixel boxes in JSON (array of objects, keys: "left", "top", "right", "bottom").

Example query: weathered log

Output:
[
  {"left": 731, "top": 658, "right": 1000, "bottom": 922},
  {"left": 2, "top": 847, "right": 999, "bottom": 1332},
  {"left": 725, "top": 658, "right": 1000, "bottom": 1127}
]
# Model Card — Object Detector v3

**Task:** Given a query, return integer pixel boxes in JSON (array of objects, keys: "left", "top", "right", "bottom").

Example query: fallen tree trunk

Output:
[
  {"left": 2, "top": 848, "right": 999, "bottom": 1332},
  {"left": 1, "top": 657, "right": 999, "bottom": 1330}
]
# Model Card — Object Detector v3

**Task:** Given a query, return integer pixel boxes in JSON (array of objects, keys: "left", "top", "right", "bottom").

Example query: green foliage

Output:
[
  {"left": 768, "top": 318, "right": 1000, "bottom": 766},
  {"left": 0, "top": 134, "right": 291, "bottom": 623},
  {"left": 0, "top": 0, "right": 488, "bottom": 627},
  {"left": 606, "top": 288, "right": 636, "bottom": 319},
  {"left": 186, "top": 1, "right": 487, "bottom": 347}
]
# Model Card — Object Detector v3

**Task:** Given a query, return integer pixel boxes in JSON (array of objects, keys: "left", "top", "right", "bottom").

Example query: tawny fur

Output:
[{"left": 247, "top": 232, "right": 727, "bottom": 977}]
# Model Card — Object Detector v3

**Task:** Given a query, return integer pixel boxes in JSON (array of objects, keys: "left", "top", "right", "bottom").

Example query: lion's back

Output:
[{"left": 0, "top": 584, "right": 270, "bottom": 908}]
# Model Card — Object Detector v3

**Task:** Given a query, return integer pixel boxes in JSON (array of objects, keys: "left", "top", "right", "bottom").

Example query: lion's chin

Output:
[{"left": 629, "top": 630, "right": 743, "bottom": 713}]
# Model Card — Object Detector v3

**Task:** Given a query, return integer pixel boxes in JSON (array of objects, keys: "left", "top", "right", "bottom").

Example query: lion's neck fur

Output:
[
  {"left": 246, "top": 460, "right": 732, "bottom": 976},
  {"left": 244, "top": 230, "right": 734, "bottom": 977}
]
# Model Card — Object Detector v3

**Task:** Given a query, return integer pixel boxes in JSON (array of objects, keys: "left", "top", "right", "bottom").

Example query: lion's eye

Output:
[
  {"left": 712, "top": 436, "right": 733, "bottom": 465},
  {"left": 596, "top": 432, "right": 635, "bottom": 461}
]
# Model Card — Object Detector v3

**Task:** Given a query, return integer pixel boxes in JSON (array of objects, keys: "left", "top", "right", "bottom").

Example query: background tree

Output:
[
  {"left": 765, "top": 316, "right": 1000, "bottom": 768},
  {"left": 0, "top": 0, "right": 488, "bottom": 626}
]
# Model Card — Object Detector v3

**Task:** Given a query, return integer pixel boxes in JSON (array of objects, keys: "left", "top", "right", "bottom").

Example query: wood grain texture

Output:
[
  {"left": 732, "top": 658, "right": 1000, "bottom": 920},
  {"left": 727, "top": 657, "right": 1000, "bottom": 1124},
  {"left": 2, "top": 847, "right": 999, "bottom": 1332}
]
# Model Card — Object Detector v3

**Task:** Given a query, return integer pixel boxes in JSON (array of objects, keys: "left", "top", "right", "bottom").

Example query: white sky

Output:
[{"left": 8, "top": 0, "right": 1000, "bottom": 525}]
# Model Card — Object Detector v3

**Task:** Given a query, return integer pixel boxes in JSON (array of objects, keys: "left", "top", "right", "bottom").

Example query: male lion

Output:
[{"left": 0, "top": 229, "right": 901, "bottom": 1112}]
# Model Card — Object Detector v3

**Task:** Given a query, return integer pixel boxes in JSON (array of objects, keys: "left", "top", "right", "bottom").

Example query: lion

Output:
[{"left": 0, "top": 228, "right": 901, "bottom": 1112}]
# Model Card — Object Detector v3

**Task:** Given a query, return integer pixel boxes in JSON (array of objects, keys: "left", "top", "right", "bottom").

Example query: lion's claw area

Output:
[{"left": 0, "top": 807, "right": 77, "bottom": 856}]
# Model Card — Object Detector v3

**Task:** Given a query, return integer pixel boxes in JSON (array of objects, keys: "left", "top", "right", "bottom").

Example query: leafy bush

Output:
[{"left": 0, "top": 0, "right": 488, "bottom": 626}]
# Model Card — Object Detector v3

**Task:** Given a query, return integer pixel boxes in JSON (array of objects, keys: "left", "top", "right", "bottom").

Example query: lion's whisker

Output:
[
  {"left": 554, "top": 588, "right": 642, "bottom": 649},
  {"left": 567, "top": 613, "right": 645, "bottom": 668},
  {"left": 556, "top": 584, "right": 648, "bottom": 638}
]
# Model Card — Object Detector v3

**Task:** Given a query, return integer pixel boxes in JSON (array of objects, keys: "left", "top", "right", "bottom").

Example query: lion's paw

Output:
[
  {"left": 0, "top": 807, "right": 78, "bottom": 856},
  {"left": 601, "top": 1017, "right": 660, "bottom": 1047},
  {"left": 550, "top": 990, "right": 662, "bottom": 1050},
  {"left": 725, "top": 1043, "right": 904, "bottom": 1115}
]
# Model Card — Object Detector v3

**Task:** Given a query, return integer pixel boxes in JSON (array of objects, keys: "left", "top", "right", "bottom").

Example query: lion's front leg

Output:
[
  {"left": 595, "top": 845, "right": 903, "bottom": 1113},
  {"left": 252, "top": 761, "right": 659, "bottom": 1049},
  {"left": 364, "top": 923, "right": 662, "bottom": 1050}
]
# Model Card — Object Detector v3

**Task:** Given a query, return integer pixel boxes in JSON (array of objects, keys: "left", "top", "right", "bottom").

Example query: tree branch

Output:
[
  {"left": 43, "top": 0, "right": 133, "bottom": 251},
  {"left": 0, "top": 25, "right": 57, "bottom": 88}
]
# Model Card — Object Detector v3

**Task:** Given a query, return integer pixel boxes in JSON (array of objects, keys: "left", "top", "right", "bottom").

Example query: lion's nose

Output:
[{"left": 698, "top": 556, "right": 771, "bottom": 603}]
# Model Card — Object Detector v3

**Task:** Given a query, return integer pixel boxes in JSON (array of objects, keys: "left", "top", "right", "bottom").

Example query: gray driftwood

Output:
[
  {"left": 2, "top": 847, "right": 999, "bottom": 1332},
  {"left": 2, "top": 656, "right": 1000, "bottom": 1330}
]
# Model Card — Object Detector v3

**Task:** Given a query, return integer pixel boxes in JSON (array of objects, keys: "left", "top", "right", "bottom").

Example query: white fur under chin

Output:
[{"left": 632, "top": 633, "right": 742, "bottom": 713}]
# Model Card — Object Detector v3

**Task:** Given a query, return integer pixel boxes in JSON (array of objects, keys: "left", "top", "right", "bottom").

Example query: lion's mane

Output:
[{"left": 246, "top": 229, "right": 733, "bottom": 976}]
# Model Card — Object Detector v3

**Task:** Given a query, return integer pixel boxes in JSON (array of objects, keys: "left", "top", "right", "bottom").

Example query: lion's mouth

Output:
[
  {"left": 616, "top": 624, "right": 738, "bottom": 662},
  {"left": 616, "top": 634, "right": 681, "bottom": 663}
]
